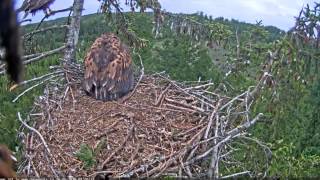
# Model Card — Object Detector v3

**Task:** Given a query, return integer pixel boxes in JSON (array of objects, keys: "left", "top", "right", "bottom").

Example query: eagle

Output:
[
  {"left": 17, "top": 0, "right": 55, "bottom": 19},
  {"left": 83, "top": 33, "right": 134, "bottom": 101},
  {"left": 0, "top": 0, "right": 23, "bottom": 83}
]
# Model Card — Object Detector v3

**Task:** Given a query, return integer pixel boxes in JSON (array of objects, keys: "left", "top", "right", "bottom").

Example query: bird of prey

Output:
[
  {"left": 83, "top": 33, "right": 134, "bottom": 101},
  {"left": 17, "top": 0, "right": 55, "bottom": 19},
  {"left": 0, "top": 0, "right": 23, "bottom": 83}
]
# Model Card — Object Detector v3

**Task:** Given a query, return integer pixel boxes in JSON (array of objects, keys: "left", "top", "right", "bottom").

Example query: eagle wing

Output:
[
  {"left": 17, "top": 0, "right": 30, "bottom": 12},
  {"left": 0, "top": 0, "right": 23, "bottom": 83},
  {"left": 83, "top": 33, "right": 134, "bottom": 101},
  {"left": 17, "top": 0, "right": 54, "bottom": 17}
]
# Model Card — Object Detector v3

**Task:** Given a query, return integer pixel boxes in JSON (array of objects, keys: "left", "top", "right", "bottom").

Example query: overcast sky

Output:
[{"left": 16, "top": 0, "right": 316, "bottom": 31}]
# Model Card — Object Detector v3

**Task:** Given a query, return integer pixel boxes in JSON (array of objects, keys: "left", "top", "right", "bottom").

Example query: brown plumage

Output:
[
  {"left": 83, "top": 33, "right": 134, "bottom": 101},
  {"left": 17, "top": 0, "right": 55, "bottom": 19},
  {"left": 0, "top": 0, "right": 23, "bottom": 83},
  {"left": 0, "top": 145, "right": 16, "bottom": 178}
]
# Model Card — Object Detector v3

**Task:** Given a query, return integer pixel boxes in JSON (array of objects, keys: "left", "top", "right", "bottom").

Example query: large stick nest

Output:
[{"left": 18, "top": 62, "right": 269, "bottom": 178}]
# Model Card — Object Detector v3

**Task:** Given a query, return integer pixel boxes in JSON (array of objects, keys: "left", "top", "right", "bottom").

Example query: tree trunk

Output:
[{"left": 63, "top": 0, "right": 84, "bottom": 63}]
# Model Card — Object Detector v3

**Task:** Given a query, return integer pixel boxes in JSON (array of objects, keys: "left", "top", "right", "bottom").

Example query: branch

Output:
[
  {"left": 220, "top": 171, "right": 251, "bottom": 179},
  {"left": 35, "top": 7, "right": 73, "bottom": 30},
  {"left": 17, "top": 112, "right": 52, "bottom": 156},
  {"left": 23, "top": 45, "right": 67, "bottom": 65},
  {"left": 184, "top": 82, "right": 214, "bottom": 91},
  {"left": 99, "top": 125, "right": 135, "bottom": 170},
  {"left": 226, "top": 113, "right": 264, "bottom": 137},
  {"left": 23, "top": 25, "right": 69, "bottom": 39},
  {"left": 14, "top": 71, "right": 64, "bottom": 88},
  {"left": 12, "top": 74, "right": 62, "bottom": 103},
  {"left": 0, "top": 46, "right": 66, "bottom": 74},
  {"left": 204, "top": 99, "right": 222, "bottom": 139},
  {"left": 19, "top": 18, "right": 32, "bottom": 24}
]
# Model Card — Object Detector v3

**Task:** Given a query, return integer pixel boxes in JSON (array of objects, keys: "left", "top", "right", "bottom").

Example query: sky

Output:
[{"left": 15, "top": 0, "right": 316, "bottom": 31}]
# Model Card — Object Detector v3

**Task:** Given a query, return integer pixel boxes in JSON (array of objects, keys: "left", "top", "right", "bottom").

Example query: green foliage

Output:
[
  {"left": 269, "top": 141, "right": 320, "bottom": 177},
  {"left": 75, "top": 144, "right": 96, "bottom": 169}
]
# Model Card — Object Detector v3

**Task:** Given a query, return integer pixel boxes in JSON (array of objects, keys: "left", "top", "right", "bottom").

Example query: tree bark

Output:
[{"left": 63, "top": 0, "right": 84, "bottom": 63}]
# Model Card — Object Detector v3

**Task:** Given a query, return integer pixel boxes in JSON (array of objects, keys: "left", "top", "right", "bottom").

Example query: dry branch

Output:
[
  {"left": 23, "top": 46, "right": 67, "bottom": 65},
  {"left": 15, "top": 71, "right": 64, "bottom": 87},
  {"left": 17, "top": 112, "right": 52, "bottom": 156},
  {"left": 0, "top": 45, "right": 67, "bottom": 75},
  {"left": 35, "top": 7, "right": 73, "bottom": 30},
  {"left": 12, "top": 74, "right": 62, "bottom": 103},
  {"left": 99, "top": 125, "right": 135, "bottom": 170},
  {"left": 23, "top": 25, "right": 69, "bottom": 39}
]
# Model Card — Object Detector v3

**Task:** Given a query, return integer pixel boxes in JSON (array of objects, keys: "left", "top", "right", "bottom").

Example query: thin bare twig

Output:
[
  {"left": 23, "top": 25, "right": 69, "bottom": 39},
  {"left": 17, "top": 112, "right": 52, "bottom": 156},
  {"left": 12, "top": 74, "right": 62, "bottom": 103},
  {"left": 36, "top": 7, "right": 73, "bottom": 30}
]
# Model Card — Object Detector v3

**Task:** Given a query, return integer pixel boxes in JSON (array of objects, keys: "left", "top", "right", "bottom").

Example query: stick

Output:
[
  {"left": 1, "top": 46, "right": 66, "bottom": 75},
  {"left": 226, "top": 113, "right": 263, "bottom": 137},
  {"left": 99, "top": 125, "right": 135, "bottom": 169},
  {"left": 204, "top": 99, "right": 222, "bottom": 139},
  {"left": 154, "top": 84, "right": 171, "bottom": 106},
  {"left": 12, "top": 74, "right": 62, "bottom": 102},
  {"left": 17, "top": 112, "right": 52, "bottom": 156},
  {"left": 23, "top": 25, "right": 69, "bottom": 39},
  {"left": 220, "top": 171, "right": 251, "bottom": 179},
  {"left": 14, "top": 71, "right": 64, "bottom": 87},
  {"left": 35, "top": 7, "right": 73, "bottom": 30},
  {"left": 23, "top": 45, "right": 67, "bottom": 65}
]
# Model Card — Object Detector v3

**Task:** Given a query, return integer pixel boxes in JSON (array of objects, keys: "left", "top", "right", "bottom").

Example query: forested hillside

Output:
[{"left": 0, "top": 7, "right": 319, "bottom": 178}]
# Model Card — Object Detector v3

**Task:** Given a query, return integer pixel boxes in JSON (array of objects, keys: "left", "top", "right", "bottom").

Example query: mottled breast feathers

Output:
[{"left": 83, "top": 33, "right": 134, "bottom": 101}]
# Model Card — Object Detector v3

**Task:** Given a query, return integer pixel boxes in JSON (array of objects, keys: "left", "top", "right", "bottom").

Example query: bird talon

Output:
[{"left": 9, "top": 83, "right": 19, "bottom": 92}]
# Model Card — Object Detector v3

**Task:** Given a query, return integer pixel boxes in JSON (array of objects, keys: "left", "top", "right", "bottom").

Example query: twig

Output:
[
  {"left": 157, "top": 74, "right": 215, "bottom": 109},
  {"left": 19, "top": 18, "right": 32, "bottom": 24},
  {"left": 219, "top": 91, "right": 247, "bottom": 111},
  {"left": 204, "top": 99, "right": 222, "bottom": 139},
  {"left": 208, "top": 112, "right": 221, "bottom": 179},
  {"left": 35, "top": 7, "right": 73, "bottom": 30},
  {"left": 12, "top": 74, "right": 62, "bottom": 102},
  {"left": 1, "top": 46, "right": 66, "bottom": 75},
  {"left": 154, "top": 83, "right": 171, "bottom": 106},
  {"left": 23, "top": 45, "right": 67, "bottom": 65},
  {"left": 17, "top": 112, "right": 52, "bottom": 156},
  {"left": 184, "top": 82, "right": 214, "bottom": 91},
  {"left": 23, "top": 25, "right": 69, "bottom": 39},
  {"left": 164, "top": 97, "right": 206, "bottom": 114},
  {"left": 99, "top": 125, "right": 135, "bottom": 169},
  {"left": 220, "top": 171, "right": 251, "bottom": 179},
  {"left": 15, "top": 71, "right": 64, "bottom": 87},
  {"left": 226, "top": 113, "right": 264, "bottom": 137}
]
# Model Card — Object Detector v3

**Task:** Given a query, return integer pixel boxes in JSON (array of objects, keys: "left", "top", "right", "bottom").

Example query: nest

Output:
[{"left": 17, "top": 64, "right": 269, "bottom": 178}]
